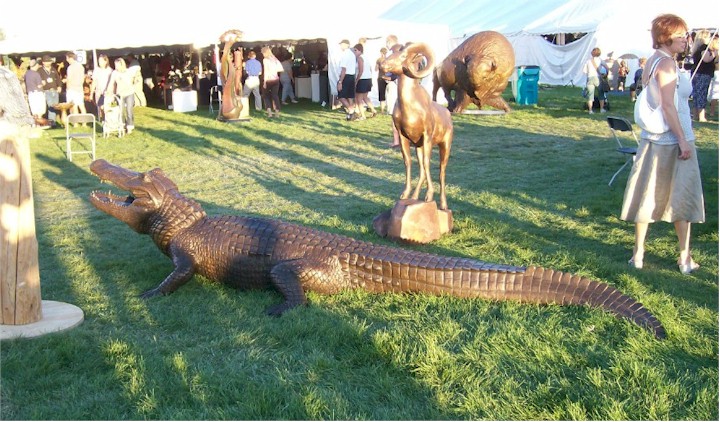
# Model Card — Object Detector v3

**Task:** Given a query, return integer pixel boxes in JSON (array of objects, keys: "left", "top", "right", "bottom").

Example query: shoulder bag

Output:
[{"left": 633, "top": 56, "right": 678, "bottom": 134}]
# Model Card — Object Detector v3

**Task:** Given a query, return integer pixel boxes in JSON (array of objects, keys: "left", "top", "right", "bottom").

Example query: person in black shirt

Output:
[
  {"left": 691, "top": 31, "right": 716, "bottom": 122},
  {"left": 38, "top": 55, "right": 62, "bottom": 120}
]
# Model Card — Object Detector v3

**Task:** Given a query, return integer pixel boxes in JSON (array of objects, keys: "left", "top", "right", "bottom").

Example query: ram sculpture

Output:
[{"left": 380, "top": 42, "right": 453, "bottom": 211}]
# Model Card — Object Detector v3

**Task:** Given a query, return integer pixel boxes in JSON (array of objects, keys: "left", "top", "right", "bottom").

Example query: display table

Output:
[
  {"left": 172, "top": 90, "right": 198, "bottom": 112},
  {"left": 295, "top": 77, "right": 311, "bottom": 99}
]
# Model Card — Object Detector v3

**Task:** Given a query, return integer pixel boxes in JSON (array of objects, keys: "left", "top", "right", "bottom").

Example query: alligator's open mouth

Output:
[{"left": 89, "top": 189, "right": 136, "bottom": 208}]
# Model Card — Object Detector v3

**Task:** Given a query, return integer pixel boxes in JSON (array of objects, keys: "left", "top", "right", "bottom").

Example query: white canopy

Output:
[{"left": 2, "top": 0, "right": 716, "bottom": 88}]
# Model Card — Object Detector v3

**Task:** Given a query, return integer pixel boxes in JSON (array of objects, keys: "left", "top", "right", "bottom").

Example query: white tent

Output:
[
  {"left": 0, "top": 0, "right": 452, "bottom": 105},
  {"left": 381, "top": 0, "right": 718, "bottom": 86},
  {"left": 2, "top": 0, "right": 716, "bottom": 90}
]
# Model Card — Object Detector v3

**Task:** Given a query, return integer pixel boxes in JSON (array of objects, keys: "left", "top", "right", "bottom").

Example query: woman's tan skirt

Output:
[{"left": 621, "top": 140, "right": 705, "bottom": 223}]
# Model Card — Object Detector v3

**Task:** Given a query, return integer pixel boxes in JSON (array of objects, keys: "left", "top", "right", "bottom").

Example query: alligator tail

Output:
[
  {"left": 516, "top": 267, "right": 666, "bottom": 339},
  {"left": 348, "top": 248, "right": 666, "bottom": 339}
]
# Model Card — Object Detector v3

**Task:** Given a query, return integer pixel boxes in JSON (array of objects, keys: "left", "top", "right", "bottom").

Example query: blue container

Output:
[{"left": 516, "top": 66, "right": 540, "bottom": 105}]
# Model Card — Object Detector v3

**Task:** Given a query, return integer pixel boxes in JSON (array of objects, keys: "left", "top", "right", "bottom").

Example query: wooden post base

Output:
[
  {"left": 373, "top": 199, "right": 453, "bottom": 244},
  {"left": 0, "top": 300, "right": 84, "bottom": 340}
]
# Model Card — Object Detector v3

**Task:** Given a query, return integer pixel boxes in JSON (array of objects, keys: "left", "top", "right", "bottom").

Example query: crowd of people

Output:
[
  {"left": 8, "top": 46, "right": 324, "bottom": 130},
  {"left": 583, "top": 29, "right": 719, "bottom": 120},
  {"left": 15, "top": 52, "right": 162, "bottom": 132}
]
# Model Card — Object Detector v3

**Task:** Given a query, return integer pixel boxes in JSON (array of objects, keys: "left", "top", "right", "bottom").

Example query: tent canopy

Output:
[
  {"left": 2, "top": 0, "right": 716, "bottom": 87},
  {"left": 0, "top": 0, "right": 447, "bottom": 56}
]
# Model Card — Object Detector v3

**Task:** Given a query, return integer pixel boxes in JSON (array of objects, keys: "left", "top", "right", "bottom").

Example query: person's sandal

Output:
[
  {"left": 628, "top": 258, "right": 643, "bottom": 269},
  {"left": 679, "top": 260, "right": 700, "bottom": 275}
]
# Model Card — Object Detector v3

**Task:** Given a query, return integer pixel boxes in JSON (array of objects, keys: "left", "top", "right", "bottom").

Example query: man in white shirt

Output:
[{"left": 336, "top": 39, "right": 357, "bottom": 120}]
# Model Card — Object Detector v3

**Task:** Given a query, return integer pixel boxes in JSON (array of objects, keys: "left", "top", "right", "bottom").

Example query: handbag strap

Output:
[{"left": 643, "top": 56, "right": 677, "bottom": 89}]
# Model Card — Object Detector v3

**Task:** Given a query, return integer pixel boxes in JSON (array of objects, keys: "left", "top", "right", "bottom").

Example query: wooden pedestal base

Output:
[
  {"left": 373, "top": 199, "right": 453, "bottom": 244},
  {"left": 1, "top": 301, "right": 84, "bottom": 340}
]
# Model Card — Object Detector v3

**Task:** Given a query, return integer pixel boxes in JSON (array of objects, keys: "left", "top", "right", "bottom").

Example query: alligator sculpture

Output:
[{"left": 88, "top": 160, "right": 666, "bottom": 339}]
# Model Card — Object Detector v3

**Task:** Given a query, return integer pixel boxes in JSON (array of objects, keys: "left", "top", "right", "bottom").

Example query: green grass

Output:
[{"left": 1, "top": 86, "right": 718, "bottom": 420}]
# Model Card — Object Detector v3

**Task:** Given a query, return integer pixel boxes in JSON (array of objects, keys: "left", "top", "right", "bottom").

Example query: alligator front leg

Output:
[
  {"left": 140, "top": 243, "right": 196, "bottom": 298},
  {"left": 266, "top": 256, "right": 346, "bottom": 316}
]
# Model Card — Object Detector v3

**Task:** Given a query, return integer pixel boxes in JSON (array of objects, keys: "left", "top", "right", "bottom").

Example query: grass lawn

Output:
[{"left": 1, "top": 85, "right": 718, "bottom": 420}]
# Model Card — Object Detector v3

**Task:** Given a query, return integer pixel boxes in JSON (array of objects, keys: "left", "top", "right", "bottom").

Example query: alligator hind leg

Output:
[{"left": 267, "top": 256, "right": 346, "bottom": 316}]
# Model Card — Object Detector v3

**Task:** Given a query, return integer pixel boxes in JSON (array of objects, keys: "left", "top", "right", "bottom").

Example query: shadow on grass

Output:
[{"left": 10, "top": 94, "right": 716, "bottom": 419}]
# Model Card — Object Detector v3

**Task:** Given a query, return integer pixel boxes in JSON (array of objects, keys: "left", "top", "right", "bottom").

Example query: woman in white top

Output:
[
  {"left": 91, "top": 54, "right": 112, "bottom": 119},
  {"left": 621, "top": 14, "right": 705, "bottom": 274},
  {"left": 261, "top": 46, "right": 283, "bottom": 118},
  {"left": 582, "top": 47, "right": 606, "bottom": 114}
]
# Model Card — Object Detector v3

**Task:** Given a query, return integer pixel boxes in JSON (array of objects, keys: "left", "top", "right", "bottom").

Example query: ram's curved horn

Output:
[{"left": 403, "top": 43, "right": 435, "bottom": 79}]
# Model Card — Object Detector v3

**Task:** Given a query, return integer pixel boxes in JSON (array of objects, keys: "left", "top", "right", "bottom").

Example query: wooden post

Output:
[{"left": 1, "top": 135, "right": 42, "bottom": 325}]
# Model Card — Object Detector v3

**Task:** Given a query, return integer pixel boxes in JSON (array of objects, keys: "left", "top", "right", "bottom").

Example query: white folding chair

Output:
[
  {"left": 209, "top": 85, "right": 222, "bottom": 114},
  {"left": 65, "top": 113, "right": 96, "bottom": 162},
  {"left": 606, "top": 116, "right": 638, "bottom": 186}
]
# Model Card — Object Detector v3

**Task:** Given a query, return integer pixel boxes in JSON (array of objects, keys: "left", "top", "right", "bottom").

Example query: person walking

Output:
[
  {"left": 279, "top": 52, "right": 298, "bottom": 105},
  {"left": 24, "top": 59, "right": 47, "bottom": 123},
  {"left": 352, "top": 43, "right": 376, "bottom": 120},
  {"left": 242, "top": 50, "right": 263, "bottom": 112},
  {"left": 582, "top": 47, "right": 607, "bottom": 114},
  {"left": 336, "top": 39, "right": 357, "bottom": 121},
  {"left": 375, "top": 47, "right": 388, "bottom": 114},
  {"left": 690, "top": 30, "right": 716, "bottom": 122},
  {"left": 91, "top": 54, "right": 113, "bottom": 119},
  {"left": 108, "top": 57, "right": 136, "bottom": 133},
  {"left": 621, "top": 13, "right": 705, "bottom": 274},
  {"left": 38, "top": 55, "right": 62, "bottom": 122},
  {"left": 64, "top": 51, "right": 87, "bottom": 115},
  {"left": 261, "top": 46, "right": 282, "bottom": 118}
]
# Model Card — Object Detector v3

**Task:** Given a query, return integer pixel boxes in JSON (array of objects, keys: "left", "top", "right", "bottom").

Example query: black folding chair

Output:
[{"left": 606, "top": 116, "right": 639, "bottom": 186}]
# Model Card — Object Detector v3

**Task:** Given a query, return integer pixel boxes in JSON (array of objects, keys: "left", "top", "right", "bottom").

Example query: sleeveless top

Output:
[{"left": 641, "top": 50, "right": 695, "bottom": 145}]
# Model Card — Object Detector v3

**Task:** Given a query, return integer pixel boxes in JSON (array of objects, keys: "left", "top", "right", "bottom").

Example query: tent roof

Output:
[
  {"left": 0, "top": 0, "right": 444, "bottom": 56},
  {"left": 382, "top": 0, "right": 717, "bottom": 45}
]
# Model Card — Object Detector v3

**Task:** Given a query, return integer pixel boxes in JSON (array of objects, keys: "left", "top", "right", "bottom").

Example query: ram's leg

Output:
[
  {"left": 420, "top": 141, "right": 434, "bottom": 203},
  {"left": 399, "top": 136, "right": 414, "bottom": 200},
  {"left": 413, "top": 143, "right": 428, "bottom": 201},
  {"left": 437, "top": 137, "right": 452, "bottom": 210}
]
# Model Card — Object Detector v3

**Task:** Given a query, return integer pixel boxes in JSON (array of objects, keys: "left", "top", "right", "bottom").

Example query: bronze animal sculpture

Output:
[
  {"left": 218, "top": 29, "right": 244, "bottom": 121},
  {"left": 432, "top": 31, "right": 515, "bottom": 113},
  {"left": 380, "top": 43, "right": 454, "bottom": 211},
  {"left": 88, "top": 159, "right": 666, "bottom": 339}
]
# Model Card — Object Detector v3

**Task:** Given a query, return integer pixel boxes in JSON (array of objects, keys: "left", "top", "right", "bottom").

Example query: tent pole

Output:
[{"left": 196, "top": 46, "right": 203, "bottom": 91}]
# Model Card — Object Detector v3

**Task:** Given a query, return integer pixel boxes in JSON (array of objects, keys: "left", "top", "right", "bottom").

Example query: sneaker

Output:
[
  {"left": 588, "top": 110, "right": 594, "bottom": 114},
  {"left": 600, "top": 108, "right": 607, "bottom": 113},
  {"left": 291, "top": 99, "right": 298, "bottom": 103}
]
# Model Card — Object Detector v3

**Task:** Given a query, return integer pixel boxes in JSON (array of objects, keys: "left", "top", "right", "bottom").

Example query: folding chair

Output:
[
  {"left": 65, "top": 113, "right": 96, "bottom": 162},
  {"left": 209, "top": 85, "right": 222, "bottom": 114},
  {"left": 606, "top": 116, "right": 638, "bottom": 186}
]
